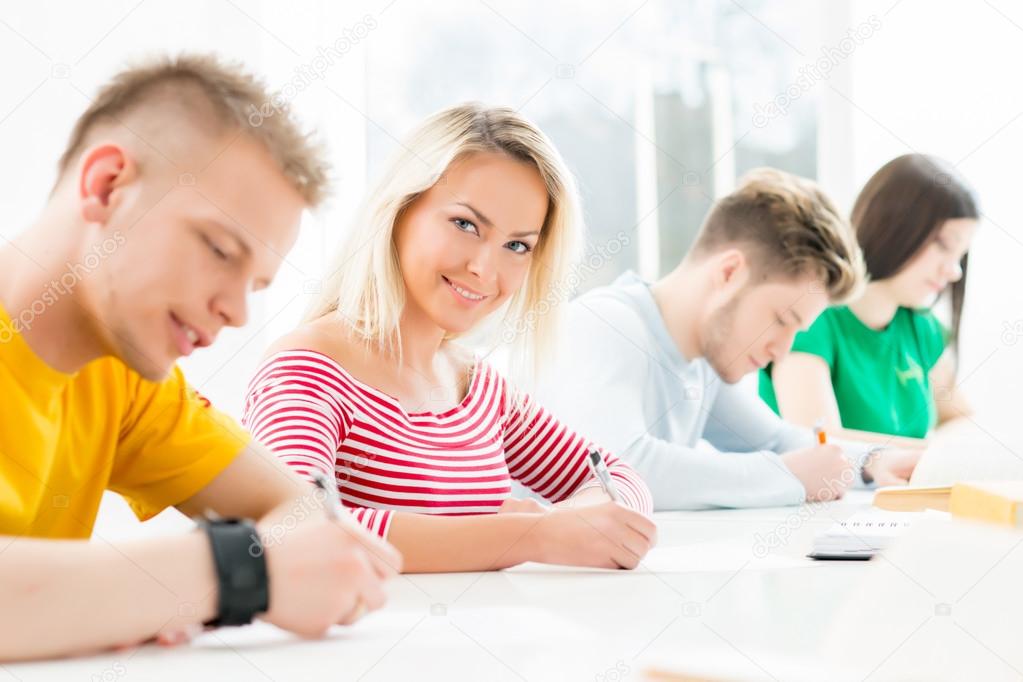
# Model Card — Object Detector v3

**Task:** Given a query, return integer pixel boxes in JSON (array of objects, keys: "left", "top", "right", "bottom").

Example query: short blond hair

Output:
[
  {"left": 307, "top": 102, "right": 584, "bottom": 378},
  {"left": 57, "top": 53, "right": 329, "bottom": 205},
  {"left": 692, "top": 168, "right": 865, "bottom": 302}
]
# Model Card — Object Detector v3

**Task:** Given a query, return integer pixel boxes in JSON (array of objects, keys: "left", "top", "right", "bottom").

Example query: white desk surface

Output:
[{"left": 5, "top": 489, "right": 1023, "bottom": 682}]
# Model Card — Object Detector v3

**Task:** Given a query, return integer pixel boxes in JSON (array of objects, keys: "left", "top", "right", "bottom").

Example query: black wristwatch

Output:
[{"left": 198, "top": 517, "right": 270, "bottom": 627}]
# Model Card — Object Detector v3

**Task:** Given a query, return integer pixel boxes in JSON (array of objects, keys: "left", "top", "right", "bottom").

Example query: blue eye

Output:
[
  {"left": 506, "top": 240, "right": 532, "bottom": 255},
  {"left": 453, "top": 218, "right": 479, "bottom": 235}
]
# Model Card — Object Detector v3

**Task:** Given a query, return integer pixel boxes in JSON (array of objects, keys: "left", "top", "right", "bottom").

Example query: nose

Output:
[
  {"left": 465, "top": 243, "right": 497, "bottom": 287},
  {"left": 768, "top": 326, "right": 799, "bottom": 363},
  {"left": 945, "top": 257, "right": 964, "bottom": 283},
  {"left": 210, "top": 280, "right": 249, "bottom": 329}
]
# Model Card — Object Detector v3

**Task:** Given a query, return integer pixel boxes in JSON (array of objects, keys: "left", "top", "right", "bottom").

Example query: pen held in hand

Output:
[
  {"left": 311, "top": 471, "right": 342, "bottom": 520},
  {"left": 813, "top": 419, "right": 828, "bottom": 445},
  {"left": 586, "top": 450, "right": 622, "bottom": 504}
]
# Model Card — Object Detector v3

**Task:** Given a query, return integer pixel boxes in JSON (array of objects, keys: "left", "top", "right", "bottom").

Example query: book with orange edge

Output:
[
  {"left": 872, "top": 485, "right": 951, "bottom": 512},
  {"left": 948, "top": 481, "right": 1023, "bottom": 528}
]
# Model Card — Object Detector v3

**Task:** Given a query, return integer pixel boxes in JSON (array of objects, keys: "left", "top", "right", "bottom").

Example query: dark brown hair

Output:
[
  {"left": 851, "top": 154, "right": 979, "bottom": 350},
  {"left": 692, "top": 168, "right": 865, "bottom": 302}
]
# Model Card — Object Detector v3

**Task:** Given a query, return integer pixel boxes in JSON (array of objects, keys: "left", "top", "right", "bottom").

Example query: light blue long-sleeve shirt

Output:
[{"left": 532, "top": 271, "right": 856, "bottom": 510}]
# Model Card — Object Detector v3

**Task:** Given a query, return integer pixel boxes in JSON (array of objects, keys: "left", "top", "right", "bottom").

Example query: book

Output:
[
  {"left": 807, "top": 510, "right": 948, "bottom": 560},
  {"left": 949, "top": 481, "right": 1023, "bottom": 528},
  {"left": 873, "top": 485, "right": 951, "bottom": 512},
  {"left": 870, "top": 418, "right": 1023, "bottom": 511}
]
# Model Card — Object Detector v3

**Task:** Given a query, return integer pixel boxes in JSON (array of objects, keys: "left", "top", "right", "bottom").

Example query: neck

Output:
[
  {"left": 395, "top": 300, "right": 448, "bottom": 377},
  {"left": 847, "top": 281, "right": 900, "bottom": 330},
  {"left": 650, "top": 263, "right": 704, "bottom": 361},
  {"left": 0, "top": 209, "right": 109, "bottom": 374}
]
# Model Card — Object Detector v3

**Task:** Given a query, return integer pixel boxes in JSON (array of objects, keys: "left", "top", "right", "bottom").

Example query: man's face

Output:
[
  {"left": 83, "top": 134, "right": 305, "bottom": 380},
  {"left": 701, "top": 274, "right": 830, "bottom": 384}
]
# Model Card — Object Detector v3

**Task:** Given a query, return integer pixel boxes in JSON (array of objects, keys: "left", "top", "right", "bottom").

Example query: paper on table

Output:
[
  {"left": 507, "top": 538, "right": 811, "bottom": 574},
  {"left": 191, "top": 606, "right": 592, "bottom": 650}
]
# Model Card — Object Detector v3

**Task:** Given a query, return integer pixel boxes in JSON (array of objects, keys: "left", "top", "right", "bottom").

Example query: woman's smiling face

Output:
[{"left": 393, "top": 151, "right": 549, "bottom": 335}]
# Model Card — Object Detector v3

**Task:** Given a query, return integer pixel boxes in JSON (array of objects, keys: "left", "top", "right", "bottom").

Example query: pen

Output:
[
  {"left": 813, "top": 419, "right": 828, "bottom": 445},
  {"left": 311, "top": 471, "right": 341, "bottom": 520},
  {"left": 586, "top": 450, "right": 622, "bottom": 503}
]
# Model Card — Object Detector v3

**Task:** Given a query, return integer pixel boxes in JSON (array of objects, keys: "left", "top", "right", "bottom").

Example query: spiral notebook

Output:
[{"left": 808, "top": 510, "right": 949, "bottom": 560}]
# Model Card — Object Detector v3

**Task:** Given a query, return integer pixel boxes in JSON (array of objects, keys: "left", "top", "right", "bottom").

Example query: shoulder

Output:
[
  {"left": 788, "top": 306, "right": 844, "bottom": 364},
  {"left": 248, "top": 318, "right": 369, "bottom": 406},
  {"left": 569, "top": 280, "right": 656, "bottom": 351},
  {"left": 796, "top": 305, "right": 843, "bottom": 343},
  {"left": 903, "top": 307, "right": 948, "bottom": 367},
  {"left": 264, "top": 315, "right": 353, "bottom": 363}
]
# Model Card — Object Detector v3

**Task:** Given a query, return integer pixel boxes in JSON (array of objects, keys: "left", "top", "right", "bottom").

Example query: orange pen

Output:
[{"left": 813, "top": 420, "right": 827, "bottom": 445}]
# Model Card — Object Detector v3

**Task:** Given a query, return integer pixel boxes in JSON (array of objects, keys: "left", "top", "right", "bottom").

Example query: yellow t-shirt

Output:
[{"left": 0, "top": 303, "right": 250, "bottom": 539}]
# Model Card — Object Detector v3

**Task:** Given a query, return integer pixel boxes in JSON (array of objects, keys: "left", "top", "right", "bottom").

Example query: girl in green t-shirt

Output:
[{"left": 760, "top": 154, "right": 979, "bottom": 444}]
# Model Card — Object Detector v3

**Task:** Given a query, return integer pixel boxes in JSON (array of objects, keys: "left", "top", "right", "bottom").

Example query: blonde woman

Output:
[{"left": 243, "top": 103, "right": 656, "bottom": 573}]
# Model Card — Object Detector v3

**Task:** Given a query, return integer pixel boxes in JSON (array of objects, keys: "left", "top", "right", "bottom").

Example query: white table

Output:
[{"left": 5, "top": 490, "right": 1022, "bottom": 681}]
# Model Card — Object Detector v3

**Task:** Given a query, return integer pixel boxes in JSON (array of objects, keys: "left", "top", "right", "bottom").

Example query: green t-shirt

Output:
[{"left": 758, "top": 306, "right": 948, "bottom": 439}]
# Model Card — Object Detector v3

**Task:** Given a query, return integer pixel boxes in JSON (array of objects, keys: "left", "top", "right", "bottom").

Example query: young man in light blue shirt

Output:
[{"left": 535, "top": 169, "right": 920, "bottom": 510}]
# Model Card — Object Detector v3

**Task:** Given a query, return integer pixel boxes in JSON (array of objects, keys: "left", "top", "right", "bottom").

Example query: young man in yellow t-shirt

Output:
[{"left": 0, "top": 55, "right": 400, "bottom": 660}]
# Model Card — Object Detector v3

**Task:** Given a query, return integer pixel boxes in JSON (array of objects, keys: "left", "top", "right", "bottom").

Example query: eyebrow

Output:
[
  {"left": 788, "top": 308, "right": 804, "bottom": 326},
  {"left": 456, "top": 202, "right": 541, "bottom": 239}
]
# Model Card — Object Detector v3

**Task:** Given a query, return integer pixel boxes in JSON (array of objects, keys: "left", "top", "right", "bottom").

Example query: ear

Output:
[
  {"left": 714, "top": 248, "right": 749, "bottom": 290},
  {"left": 78, "top": 143, "right": 137, "bottom": 225}
]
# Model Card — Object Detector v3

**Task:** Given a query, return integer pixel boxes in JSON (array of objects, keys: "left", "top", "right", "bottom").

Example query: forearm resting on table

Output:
[
  {"left": 385, "top": 512, "right": 552, "bottom": 573},
  {"left": 0, "top": 533, "right": 217, "bottom": 661}
]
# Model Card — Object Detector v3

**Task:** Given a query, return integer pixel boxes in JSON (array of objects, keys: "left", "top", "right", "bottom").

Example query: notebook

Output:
[
  {"left": 872, "top": 418, "right": 1023, "bottom": 512},
  {"left": 807, "top": 510, "right": 949, "bottom": 560}
]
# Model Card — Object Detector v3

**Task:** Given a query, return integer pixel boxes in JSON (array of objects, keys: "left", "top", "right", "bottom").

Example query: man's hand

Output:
[
  {"left": 780, "top": 444, "right": 856, "bottom": 502},
  {"left": 256, "top": 497, "right": 401, "bottom": 635},
  {"left": 863, "top": 448, "right": 923, "bottom": 487}
]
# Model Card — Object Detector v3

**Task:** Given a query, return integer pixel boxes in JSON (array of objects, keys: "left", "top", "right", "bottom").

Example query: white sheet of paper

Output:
[{"left": 507, "top": 538, "right": 812, "bottom": 574}]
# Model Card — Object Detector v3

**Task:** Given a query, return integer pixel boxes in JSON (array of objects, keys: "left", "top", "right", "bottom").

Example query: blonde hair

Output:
[
  {"left": 307, "top": 102, "right": 584, "bottom": 377},
  {"left": 57, "top": 53, "right": 329, "bottom": 205},
  {"left": 692, "top": 167, "right": 865, "bottom": 302}
]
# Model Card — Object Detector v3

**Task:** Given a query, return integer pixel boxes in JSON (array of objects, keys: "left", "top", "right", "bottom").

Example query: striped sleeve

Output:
[
  {"left": 499, "top": 376, "right": 653, "bottom": 514},
  {"left": 242, "top": 352, "right": 394, "bottom": 538}
]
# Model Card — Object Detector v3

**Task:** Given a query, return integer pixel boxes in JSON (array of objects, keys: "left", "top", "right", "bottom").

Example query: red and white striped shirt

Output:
[{"left": 242, "top": 349, "right": 653, "bottom": 538}]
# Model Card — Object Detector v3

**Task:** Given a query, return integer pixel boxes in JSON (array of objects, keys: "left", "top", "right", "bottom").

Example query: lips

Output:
[
  {"left": 169, "top": 312, "right": 212, "bottom": 357},
  {"left": 442, "top": 276, "right": 489, "bottom": 303}
]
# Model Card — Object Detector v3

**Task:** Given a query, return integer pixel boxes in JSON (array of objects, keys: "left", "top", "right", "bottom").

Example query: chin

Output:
[
  {"left": 118, "top": 345, "right": 176, "bottom": 382},
  {"left": 707, "top": 357, "right": 746, "bottom": 384},
  {"left": 428, "top": 307, "right": 484, "bottom": 337}
]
